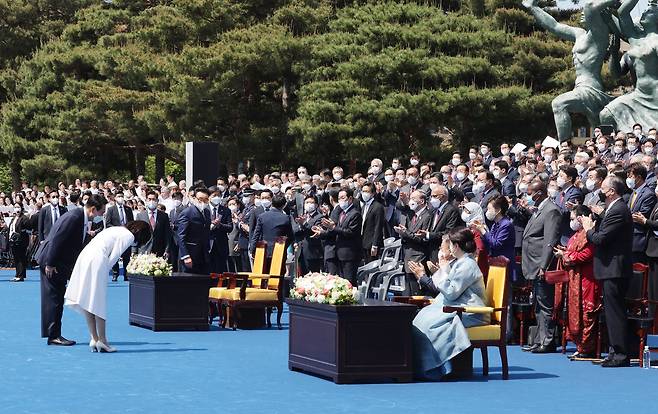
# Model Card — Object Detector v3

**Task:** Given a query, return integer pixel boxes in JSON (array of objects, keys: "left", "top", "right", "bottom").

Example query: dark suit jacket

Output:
[
  {"left": 400, "top": 207, "right": 432, "bottom": 272},
  {"left": 478, "top": 187, "right": 500, "bottom": 211},
  {"left": 8, "top": 215, "right": 32, "bottom": 246},
  {"left": 449, "top": 178, "right": 473, "bottom": 204},
  {"left": 555, "top": 185, "right": 584, "bottom": 245},
  {"left": 209, "top": 204, "right": 233, "bottom": 257},
  {"left": 628, "top": 182, "right": 657, "bottom": 252},
  {"left": 322, "top": 205, "right": 341, "bottom": 260},
  {"left": 38, "top": 204, "right": 68, "bottom": 242},
  {"left": 106, "top": 204, "right": 134, "bottom": 227},
  {"left": 359, "top": 200, "right": 385, "bottom": 250},
  {"left": 251, "top": 209, "right": 293, "bottom": 257},
  {"left": 137, "top": 209, "right": 171, "bottom": 256},
  {"left": 500, "top": 177, "right": 516, "bottom": 198},
  {"left": 177, "top": 205, "right": 211, "bottom": 268},
  {"left": 644, "top": 204, "right": 658, "bottom": 258},
  {"left": 326, "top": 206, "right": 362, "bottom": 262},
  {"left": 586, "top": 199, "right": 633, "bottom": 280},
  {"left": 42, "top": 208, "right": 85, "bottom": 275},
  {"left": 293, "top": 211, "right": 324, "bottom": 261},
  {"left": 426, "top": 203, "right": 461, "bottom": 260},
  {"left": 169, "top": 205, "right": 185, "bottom": 247}
]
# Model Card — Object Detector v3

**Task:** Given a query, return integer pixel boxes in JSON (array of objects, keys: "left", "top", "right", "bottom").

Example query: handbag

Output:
[{"left": 544, "top": 257, "right": 569, "bottom": 284}]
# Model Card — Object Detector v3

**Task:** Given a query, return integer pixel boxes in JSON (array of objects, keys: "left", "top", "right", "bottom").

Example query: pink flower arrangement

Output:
[{"left": 290, "top": 272, "right": 358, "bottom": 305}]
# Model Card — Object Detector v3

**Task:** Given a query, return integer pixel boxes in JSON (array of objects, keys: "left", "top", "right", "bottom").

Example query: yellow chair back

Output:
[
  {"left": 253, "top": 242, "right": 267, "bottom": 274},
  {"left": 485, "top": 257, "right": 509, "bottom": 323},
  {"left": 267, "top": 237, "right": 287, "bottom": 290}
]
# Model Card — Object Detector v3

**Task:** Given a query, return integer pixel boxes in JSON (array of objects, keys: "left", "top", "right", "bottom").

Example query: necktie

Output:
[
  {"left": 53, "top": 207, "right": 59, "bottom": 225},
  {"left": 412, "top": 214, "right": 417, "bottom": 226},
  {"left": 434, "top": 211, "right": 440, "bottom": 229},
  {"left": 560, "top": 192, "right": 565, "bottom": 205},
  {"left": 630, "top": 191, "right": 638, "bottom": 209},
  {"left": 150, "top": 211, "right": 156, "bottom": 229},
  {"left": 119, "top": 206, "right": 125, "bottom": 225},
  {"left": 339, "top": 211, "right": 346, "bottom": 224},
  {"left": 214, "top": 207, "right": 218, "bottom": 220}
]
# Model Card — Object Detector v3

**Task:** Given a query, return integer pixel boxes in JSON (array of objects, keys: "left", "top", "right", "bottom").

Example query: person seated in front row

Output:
[
  {"left": 407, "top": 227, "right": 489, "bottom": 381},
  {"left": 414, "top": 234, "right": 455, "bottom": 296}
]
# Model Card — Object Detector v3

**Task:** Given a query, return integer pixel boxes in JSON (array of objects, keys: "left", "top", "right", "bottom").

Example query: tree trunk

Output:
[
  {"left": 155, "top": 145, "right": 165, "bottom": 183},
  {"left": 128, "top": 149, "right": 138, "bottom": 179},
  {"left": 10, "top": 153, "right": 21, "bottom": 191},
  {"left": 135, "top": 147, "right": 146, "bottom": 177}
]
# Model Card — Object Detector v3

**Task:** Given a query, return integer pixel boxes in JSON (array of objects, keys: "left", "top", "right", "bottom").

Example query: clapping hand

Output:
[
  {"left": 632, "top": 212, "right": 647, "bottom": 225},
  {"left": 294, "top": 215, "right": 306, "bottom": 225},
  {"left": 553, "top": 245, "right": 565, "bottom": 257},
  {"left": 590, "top": 205, "right": 604, "bottom": 216},
  {"left": 408, "top": 261, "right": 425, "bottom": 280},
  {"left": 310, "top": 225, "right": 324, "bottom": 238},
  {"left": 393, "top": 224, "right": 407, "bottom": 234},
  {"left": 321, "top": 218, "right": 336, "bottom": 230},
  {"left": 426, "top": 261, "right": 439, "bottom": 274},
  {"left": 470, "top": 219, "right": 486, "bottom": 235},
  {"left": 581, "top": 214, "right": 595, "bottom": 232},
  {"left": 415, "top": 229, "right": 429, "bottom": 238}
]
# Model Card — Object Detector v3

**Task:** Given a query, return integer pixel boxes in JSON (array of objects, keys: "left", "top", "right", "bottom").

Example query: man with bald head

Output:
[{"left": 521, "top": 179, "right": 561, "bottom": 353}]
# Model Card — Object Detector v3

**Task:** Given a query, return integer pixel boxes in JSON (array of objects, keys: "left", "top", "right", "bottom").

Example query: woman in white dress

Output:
[{"left": 65, "top": 221, "right": 152, "bottom": 353}]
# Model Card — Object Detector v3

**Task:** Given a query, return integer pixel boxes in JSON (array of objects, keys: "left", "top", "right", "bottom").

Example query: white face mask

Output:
[
  {"left": 570, "top": 219, "right": 582, "bottom": 231},
  {"left": 407, "top": 176, "right": 418, "bottom": 186},
  {"left": 645, "top": 147, "right": 654, "bottom": 155},
  {"left": 228, "top": 205, "right": 238, "bottom": 213},
  {"left": 302, "top": 183, "right": 311, "bottom": 192},
  {"left": 50, "top": 198, "right": 59, "bottom": 206},
  {"left": 480, "top": 148, "right": 489, "bottom": 156},
  {"left": 429, "top": 197, "right": 442, "bottom": 208},
  {"left": 544, "top": 155, "right": 553, "bottom": 163},
  {"left": 469, "top": 153, "right": 477, "bottom": 160},
  {"left": 451, "top": 158, "right": 461, "bottom": 166},
  {"left": 410, "top": 159, "right": 419, "bottom": 166},
  {"left": 260, "top": 199, "right": 272, "bottom": 209},
  {"left": 384, "top": 174, "right": 394, "bottom": 182},
  {"left": 361, "top": 192, "right": 372, "bottom": 202},
  {"left": 501, "top": 148, "right": 510, "bottom": 156},
  {"left": 391, "top": 162, "right": 400, "bottom": 170},
  {"left": 485, "top": 209, "right": 498, "bottom": 221},
  {"left": 472, "top": 182, "right": 485, "bottom": 194},
  {"left": 556, "top": 177, "right": 567, "bottom": 188},
  {"left": 304, "top": 203, "right": 316, "bottom": 213},
  {"left": 548, "top": 188, "right": 559, "bottom": 199},
  {"left": 585, "top": 179, "right": 597, "bottom": 191},
  {"left": 93, "top": 215, "right": 104, "bottom": 224},
  {"left": 147, "top": 201, "right": 158, "bottom": 210},
  {"left": 518, "top": 183, "right": 529, "bottom": 194},
  {"left": 626, "top": 177, "right": 636, "bottom": 190},
  {"left": 408, "top": 200, "right": 419, "bottom": 211},
  {"left": 596, "top": 143, "right": 607, "bottom": 152},
  {"left": 575, "top": 164, "right": 585, "bottom": 174},
  {"left": 371, "top": 166, "right": 381, "bottom": 175},
  {"left": 456, "top": 172, "right": 466, "bottom": 181},
  {"left": 210, "top": 197, "right": 221, "bottom": 206},
  {"left": 254, "top": 198, "right": 262, "bottom": 207},
  {"left": 628, "top": 144, "right": 637, "bottom": 152},
  {"left": 271, "top": 186, "right": 280, "bottom": 194},
  {"left": 460, "top": 211, "right": 471, "bottom": 224},
  {"left": 338, "top": 200, "right": 350, "bottom": 211},
  {"left": 217, "top": 185, "right": 226, "bottom": 193},
  {"left": 613, "top": 146, "right": 624, "bottom": 154},
  {"left": 493, "top": 170, "right": 501, "bottom": 180},
  {"left": 333, "top": 174, "right": 342, "bottom": 181}
]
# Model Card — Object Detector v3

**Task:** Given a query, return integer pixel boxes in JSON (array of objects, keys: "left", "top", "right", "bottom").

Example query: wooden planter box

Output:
[
  {"left": 287, "top": 298, "right": 417, "bottom": 384},
  {"left": 129, "top": 273, "right": 211, "bottom": 331}
]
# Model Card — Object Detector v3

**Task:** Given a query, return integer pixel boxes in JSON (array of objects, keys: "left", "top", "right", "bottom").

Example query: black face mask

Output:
[{"left": 598, "top": 191, "right": 607, "bottom": 203}]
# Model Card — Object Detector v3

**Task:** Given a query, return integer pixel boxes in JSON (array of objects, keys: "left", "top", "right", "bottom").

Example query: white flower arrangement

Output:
[
  {"left": 126, "top": 253, "right": 172, "bottom": 277},
  {"left": 290, "top": 272, "right": 358, "bottom": 305}
]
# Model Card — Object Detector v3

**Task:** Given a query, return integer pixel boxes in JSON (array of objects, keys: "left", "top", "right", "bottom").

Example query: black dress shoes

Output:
[
  {"left": 601, "top": 358, "right": 630, "bottom": 368},
  {"left": 532, "top": 345, "right": 557, "bottom": 354},
  {"left": 522, "top": 344, "right": 539, "bottom": 352},
  {"left": 47, "top": 336, "right": 76, "bottom": 346}
]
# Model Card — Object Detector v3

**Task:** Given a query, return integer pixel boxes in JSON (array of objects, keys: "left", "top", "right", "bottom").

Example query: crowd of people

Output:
[{"left": 2, "top": 123, "right": 658, "bottom": 371}]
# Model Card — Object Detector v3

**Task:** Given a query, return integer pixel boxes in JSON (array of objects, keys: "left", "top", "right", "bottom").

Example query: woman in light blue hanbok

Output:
[{"left": 408, "top": 228, "right": 489, "bottom": 380}]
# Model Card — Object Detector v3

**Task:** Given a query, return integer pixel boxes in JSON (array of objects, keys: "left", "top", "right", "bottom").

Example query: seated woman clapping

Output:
[{"left": 408, "top": 228, "right": 489, "bottom": 381}]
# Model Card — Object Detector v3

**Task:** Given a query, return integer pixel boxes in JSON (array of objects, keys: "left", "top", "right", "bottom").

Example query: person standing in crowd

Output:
[
  {"left": 493, "top": 160, "right": 516, "bottom": 198},
  {"left": 521, "top": 180, "right": 561, "bottom": 354},
  {"left": 319, "top": 188, "right": 341, "bottom": 274},
  {"left": 358, "top": 183, "right": 385, "bottom": 264},
  {"left": 581, "top": 176, "right": 633, "bottom": 367},
  {"left": 178, "top": 187, "right": 211, "bottom": 275},
  {"left": 251, "top": 194, "right": 293, "bottom": 273},
  {"left": 473, "top": 195, "right": 516, "bottom": 274},
  {"left": 226, "top": 197, "right": 242, "bottom": 272},
  {"left": 40, "top": 194, "right": 107, "bottom": 346},
  {"left": 626, "top": 163, "right": 656, "bottom": 263},
  {"left": 633, "top": 183, "right": 658, "bottom": 321},
  {"left": 395, "top": 190, "right": 432, "bottom": 294},
  {"left": 555, "top": 166, "right": 584, "bottom": 245},
  {"left": 474, "top": 170, "right": 500, "bottom": 216},
  {"left": 553, "top": 205, "right": 600, "bottom": 360},
  {"left": 293, "top": 195, "right": 324, "bottom": 274},
  {"left": 421, "top": 184, "right": 460, "bottom": 262},
  {"left": 236, "top": 189, "right": 255, "bottom": 272},
  {"left": 38, "top": 190, "right": 68, "bottom": 242},
  {"left": 207, "top": 188, "right": 233, "bottom": 274},
  {"left": 313, "top": 188, "right": 362, "bottom": 284},
  {"left": 168, "top": 191, "right": 185, "bottom": 272},
  {"left": 8, "top": 203, "right": 32, "bottom": 282},
  {"left": 584, "top": 167, "right": 607, "bottom": 210},
  {"left": 136, "top": 191, "right": 171, "bottom": 257},
  {"left": 105, "top": 192, "right": 134, "bottom": 281}
]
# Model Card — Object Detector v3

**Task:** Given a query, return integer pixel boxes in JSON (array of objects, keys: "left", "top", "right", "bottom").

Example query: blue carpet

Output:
[{"left": 0, "top": 269, "right": 655, "bottom": 414}]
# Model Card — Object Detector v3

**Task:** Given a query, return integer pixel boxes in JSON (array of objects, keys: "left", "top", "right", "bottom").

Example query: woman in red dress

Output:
[{"left": 553, "top": 205, "right": 601, "bottom": 359}]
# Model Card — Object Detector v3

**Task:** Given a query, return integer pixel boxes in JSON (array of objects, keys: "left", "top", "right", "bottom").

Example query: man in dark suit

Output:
[
  {"left": 168, "top": 191, "right": 185, "bottom": 272},
  {"left": 251, "top": 194, "right": 293, "bottom": 273},
  {"left": 521, "top": 180, "right": 561, "bottom": 354},
  {"left": 313, "top": 188, "right": 362, "bottom": 284},
  {"left": 474, "top": 171, "right": 500, "bottom": 220},
  {"left": 448, "top": 164, "right": 473, "bottom": 205},
  {"left": 208, "top": 188, "right": 233, "bottom": 274},
  {"left": 421, "top": 185, "right": 461, "bottom": 261},
  {"left": 38, "top": 190, "right": 68, "bottom": 242},
  {"left": 40, "top": 194, "right": 107, "bottom": 345},
  {"left": 248, "top": 189, "right": 273, "bottom": 239},
  {"left": 106, "top": 192, "right": 134, "bottom": 281},
  {"left": 136, "top": 191, "right": 172, "bottom": 257},
  {"left": 178, "top": 187, "right": 212, "bottom": 274},
  {"left": 369, "top": 158, "right": 386, "bottom": 184},
  {"left": 493, "top": 160, "right": 516, "bottom": 199},
  {"left": 582, "top": 176, "right": 633, "bottom": 367},
  {"left": 395, "top": 190, "right": 432, "bottom": 295},
  {"left": 320, "top": 188, "right": 341, "bottom": 274},
  {"left": 357, "top": 183, "right": 385, "bottom": 264},
  {"left": 555, "top": 166, "right": 584, "bottom": 245},
  {"left": 293, "top": 195, "right": 325, "bottom": 274},
  {"left": 236, "top": 189, "right": 256, "bottom": 272},
  {"left": 626, "top": 163, "right": 657, "bottom": 263}
]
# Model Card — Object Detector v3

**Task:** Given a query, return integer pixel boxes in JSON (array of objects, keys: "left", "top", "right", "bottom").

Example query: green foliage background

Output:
[{"left": 0, "top": 0, "right": 582, "bottom": 187}]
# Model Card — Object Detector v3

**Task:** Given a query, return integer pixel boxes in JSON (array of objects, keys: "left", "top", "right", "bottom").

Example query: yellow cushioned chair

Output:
[
  {"left": 444, "top": 256, "right": 510, "bottom": 380},
  {"left": 208, "top": 241, "right": 267, "bottom": 325},
  {"left": 216, "top": 237, "right": 287, "bottom": 330}
]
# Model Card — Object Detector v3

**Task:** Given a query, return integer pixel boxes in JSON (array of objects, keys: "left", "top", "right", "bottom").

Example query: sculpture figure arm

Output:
[
  {"left": 523, "top": 0, "right": 579, "bottom": 41},
  {"left": 618, "top": 0, "right": 642, "bottom": 39}
]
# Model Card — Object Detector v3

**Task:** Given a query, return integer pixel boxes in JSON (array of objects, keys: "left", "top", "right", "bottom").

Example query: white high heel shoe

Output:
[
  {"left": 95, "top": 340, "right": 117, "bottom": 353},
  {"left": 90, "top": 339, "right": 97, "bottom": 352}
]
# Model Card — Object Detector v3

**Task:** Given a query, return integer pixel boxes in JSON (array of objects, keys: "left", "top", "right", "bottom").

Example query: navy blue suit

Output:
[
  {"left": 177, "top": 205, "right": 211, "bottom": 274},
  {"left": 628, "top": 182, "right": 657, "bottom": 256},
  {"left": 321, "top": 205, "right": 362, "bottom": 284},
  {"left": 250, "top": 208, "right": 293, "bottom": 259},
  {"left": 555, "top": 185, "right": 584, "bottom": 245},
  {"left": 209, "top": 204, "right": 233, "bottom": 274},
  {"left": 500, "top": 176, "right": 516, "bottom": 199},
  {"left": 40, "top": 208, "right": 86, "bottom": 339}
]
